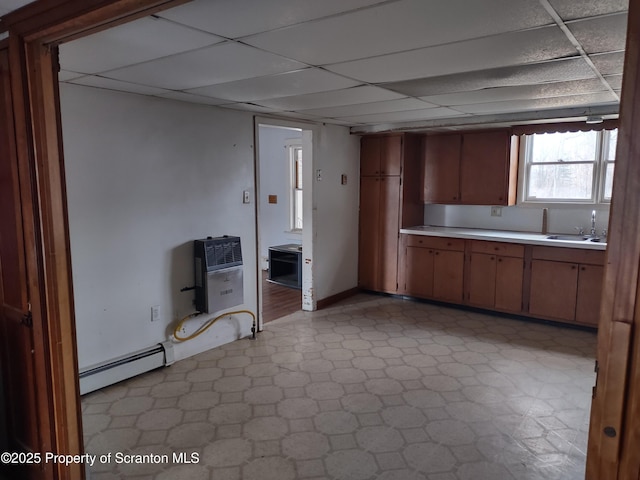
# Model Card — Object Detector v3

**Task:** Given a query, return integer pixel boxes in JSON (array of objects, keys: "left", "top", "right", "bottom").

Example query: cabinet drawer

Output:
[
  {"left": 406, "top": 235, "right": 464, "bottom": 251},
  {"left": 532, "top": 246, "right": 605, "bottom": 265},
  {"left": 470, "top": 240, "right": 524, "bottom": 257}
]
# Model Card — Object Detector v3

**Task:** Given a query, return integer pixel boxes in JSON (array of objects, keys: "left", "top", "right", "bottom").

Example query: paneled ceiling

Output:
[{"left": 0, "top": 0, "right": 628, "bottom": 132}]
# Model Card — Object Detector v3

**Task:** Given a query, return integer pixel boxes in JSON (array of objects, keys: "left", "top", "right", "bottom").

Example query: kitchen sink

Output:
[
  {"left": 545, "top": 234, "right": 590, "bottom": 241},
  {"left": 545, "top": 234, "right": 604, "bottom": 242}
]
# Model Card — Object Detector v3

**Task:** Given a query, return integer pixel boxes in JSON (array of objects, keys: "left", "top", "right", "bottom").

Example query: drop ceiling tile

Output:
[
  {"left": 590, "top": 51, "right": 625, "bottom": 75},
  {"left": 218, "top": 103, "right": 281, "bottom": 114},
  {"left": 243, "top": 0, "right": 553, "bottom": 65},
  {"left": 0, "top": 0, "right": 33, "bottom": 13},
  {"left": 326, "top": 25, "right": 576, "bottom": 84},
  {"left": 59, "top": 17, "right": 223, "bottom": 74},
  {"left": 188, "top": 68, "right": 360, "bottom": 102},
  {"left": 257, "top": 85, "right": 406, "bottom": 110},
  {"left": 385, "top": 58, "right": 596, "bottom": 97},
  {"left": 58, "top": 70, "right": 85, "bottom": 82},
  {"left": 104, "top": 42, "right": 306, "bottom": 90},
  {"left": 340, "top": 107, "right": 468, "bottom": 124},
  {"left": 158, "top": 0, "right": 387, "bottom": 38},
  {"left": 604, "top": 74, "right": 623, "bottom": 91},
  {"left": 567, "top": 13, "right": 628, "bottom": 54},
  {"left": 420, "top": 78, "right": 608, "bottom": 106},
  {"left": 455, "top": 92, "right": 618, "bottom": 114},
  {"left": 67, "top": 75, "right": 171, "bottom": 96},
  {"left": 155, "top": 91, "right": 229, "bottom": 106},
  {"left": 548, "top": 0, "right": 627, "bottom": 21},
  {"left": 300, "top": 98, "right": 439, "bottom": 118}
]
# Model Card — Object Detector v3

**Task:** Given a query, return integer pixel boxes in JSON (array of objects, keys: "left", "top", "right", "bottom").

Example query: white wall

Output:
[
  {"left": 314, "top": 124, "right": 360, "bottom": 300},
  {"left": 258, "top": 125, "right": 302, "bottom": 270},
  {"left": 60, "top": 84, "right": 258, "bottom": 367},
  {"left": 61, "top": 84, "right": 361, "bottom": 369},
  {"left": 424, "top": 203, "right": 610, "bottom": 236}
]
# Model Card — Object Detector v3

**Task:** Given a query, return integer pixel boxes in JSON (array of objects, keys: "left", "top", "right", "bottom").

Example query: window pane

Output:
[
  {"left": 295, "top": 148, "right": 303, "bottom": 189},
  {"left": 528, "top": 164, "right": 594, "bottom": 199},
  {"left": 604, "top": 163, "right": 615, "bottom": 200},
  {"left": 530, "top": 131, "right": 598, "bottom": 163},
  {"left": 294, "top": 189, "right": 303, "bottom": 230},
  {"left": 607, "top": 129, "right": 617, "bottom": 161}
]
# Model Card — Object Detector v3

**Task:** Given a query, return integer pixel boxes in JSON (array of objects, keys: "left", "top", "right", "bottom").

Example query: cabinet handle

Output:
[
  {"left": 428, "top": 250, "right": 433, "bottom": 253},
  {"left": 435, "top": 251, "right": 440, "bottom": 256},
  {"left": 381, "top": 171, "right": 385, "bottom": 174},
  {"left": 447, "top": 242, "right": 452, "bottom": 246},
  {"left": 490, "top": 256, "right": 495, "bottom": 260},
  {"left": 571, "top": 265, "right": 577, "bottom": 270},
  {"left": 453, "top": 196, "right": 457, "bottom": 200},
  {"left": 581, "top": 266, "right": 586, "bottom": 271},
  {"left": 494, "top": 247, "right": 499, "bottom": 251},
  {"left": 498, "top": 258, "right": 502, "bottom": 262}
]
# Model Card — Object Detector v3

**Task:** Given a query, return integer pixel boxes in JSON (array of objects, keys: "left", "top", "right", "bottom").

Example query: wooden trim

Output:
[
  {"left": 512, "top": 119, "right": 619, "bottom": 135},
  {"left": 2, "top": 0, "right": 190, "bottom": 43},
  {"left": 317, "top": 288, "right": 359, "bottom": 310},
  {"left": 586, "top": 1, "right": 640, "bottom": 478}
]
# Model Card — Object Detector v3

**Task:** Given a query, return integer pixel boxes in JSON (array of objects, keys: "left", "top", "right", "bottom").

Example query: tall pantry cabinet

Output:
[{"left": 358, "top": 135, "right": 423, "bottom": 293}]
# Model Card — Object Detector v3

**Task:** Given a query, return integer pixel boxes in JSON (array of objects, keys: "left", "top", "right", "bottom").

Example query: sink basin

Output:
[{"left": 546, "top": 234, "right": 590, "bottom": 241}]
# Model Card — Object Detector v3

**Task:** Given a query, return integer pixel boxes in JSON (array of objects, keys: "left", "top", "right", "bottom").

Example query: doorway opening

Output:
[{"left": 255, "top": 120, "right": 315, "bottom": 326}]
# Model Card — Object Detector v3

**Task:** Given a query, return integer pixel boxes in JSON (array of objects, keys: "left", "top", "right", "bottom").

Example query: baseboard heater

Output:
[{"left": 79, "top": 341, "right": 174, "bottom": 395}]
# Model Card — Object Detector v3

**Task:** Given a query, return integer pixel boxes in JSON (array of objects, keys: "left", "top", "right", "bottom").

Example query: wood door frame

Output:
[
  {"left": 2, "top": 0, "right": 640, "bottom": 479},
  {"left": 586, "top": 1, "right": 640, "bottom": 478}
]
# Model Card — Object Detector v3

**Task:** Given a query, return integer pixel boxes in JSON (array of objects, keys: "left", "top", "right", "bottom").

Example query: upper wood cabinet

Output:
[
  {"left": 361, "top": 135, "right": 402, "bottom": 176},
  {"left": 422, "top": 130, "right": 518, "bottom": 206}
]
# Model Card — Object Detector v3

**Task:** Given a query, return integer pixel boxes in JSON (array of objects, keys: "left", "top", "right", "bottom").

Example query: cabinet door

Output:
[
  {"left": 495, "top": 256, "right": 523, "bottom": 313},
  {"left": 378, "top": 176, "right": 401, "bottom": 293},
  {"left": 467, "top": 253, "right": 496, "bottom": 308},
  {"left": 460, "top": 131, "right": 511, "bottom": 205},
  {"left": 433, "top": 249, "right": 464, "bottom": 303},
  {"left": 422, "top": 134, "right": 461, "bottom": 203},
  {"left": 529, "top": 259, "right": 578, "bottom": 321},
  {"left": 360, "top": 136, "right": 381, "bottom": 176},
  {"left": 358, "top": 176, "right": 380, "bottom": 289},
  {"left": 380, "top": 135, "right": 402, "bottom": 176},
  {"left": 405, "top": 247, "right": 434, "bottom": 297},
  {"left": 576, "top": 264, "right": 604, "bottom": 327}
]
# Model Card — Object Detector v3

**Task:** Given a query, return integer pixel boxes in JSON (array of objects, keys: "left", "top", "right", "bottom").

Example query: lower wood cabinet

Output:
[
  {"left": 400, "top": 236, "right": 605, "bottom": 329},
  {"left": 466, "top": 241, "right": 524, "bottom": 313},
  {"left": 528, "top": 246, "right": 605, "bottom": 326},
  {"left": 403, "top": 236, "right": 464, "bottom": 303}
]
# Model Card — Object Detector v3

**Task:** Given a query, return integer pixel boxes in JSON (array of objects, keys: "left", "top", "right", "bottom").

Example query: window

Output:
[
  {"left": 523, "top": 129, "right": 617, "bottom": 203},
  {"left": 288, "top": 141, "right": 303, "bottom": 231}
]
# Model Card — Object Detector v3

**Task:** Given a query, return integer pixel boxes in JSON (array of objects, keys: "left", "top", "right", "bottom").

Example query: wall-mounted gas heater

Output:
[{"left": 194, "top": 236, "right": 244, "bottom": 314}]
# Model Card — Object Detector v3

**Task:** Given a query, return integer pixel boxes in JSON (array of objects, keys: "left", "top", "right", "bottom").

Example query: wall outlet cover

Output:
[
  {"left": 491, "top": 206, "right": 502, "bottom": 217},
  {"left": 151, "top": 305, "right": 160, "bottom": 322}
]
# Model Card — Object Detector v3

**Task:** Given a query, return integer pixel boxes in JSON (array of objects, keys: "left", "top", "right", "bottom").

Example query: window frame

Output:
[
  {"left": 286, "top": 140, "right": 303, "bottom": 232},
  {"left": 519, "top": 129, "right": 617, "bottom": 206}
]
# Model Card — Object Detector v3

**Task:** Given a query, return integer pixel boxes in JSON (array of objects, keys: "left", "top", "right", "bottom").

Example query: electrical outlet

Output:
[
  {"left": 151, "top": 305, "right": 160, "bottom": 322},
  {"left": 491, "top": 206, "right": 502, "bottom": 217}
]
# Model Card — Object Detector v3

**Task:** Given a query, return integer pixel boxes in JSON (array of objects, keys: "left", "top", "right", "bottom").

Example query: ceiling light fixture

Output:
[{"left": 586, "top": 115, "right": 604, "bottom": 124}]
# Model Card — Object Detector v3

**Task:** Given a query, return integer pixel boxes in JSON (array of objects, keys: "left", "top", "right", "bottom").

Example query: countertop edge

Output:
[{"left": 400, "top": 227, "right": 607, "bottom": 251}]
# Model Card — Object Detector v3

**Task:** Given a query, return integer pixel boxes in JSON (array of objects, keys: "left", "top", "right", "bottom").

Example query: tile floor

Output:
[{"left": 82, "top": 294, "right": 596, "bottom": 480}]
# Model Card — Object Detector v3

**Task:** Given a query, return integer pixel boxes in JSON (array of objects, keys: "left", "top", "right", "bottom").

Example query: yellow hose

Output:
[{"left": 172, "top": 309, "right": 256, "bottom": 342}]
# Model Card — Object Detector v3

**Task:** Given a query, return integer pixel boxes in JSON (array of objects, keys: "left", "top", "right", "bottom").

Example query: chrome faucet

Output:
[{"left": 590, "top": 210, "right": 597, "bottom": 237}]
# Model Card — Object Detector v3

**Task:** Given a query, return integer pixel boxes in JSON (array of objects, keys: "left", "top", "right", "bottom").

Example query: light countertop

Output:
[{"left": 400, "top": 226, "right": 607, "bottom": 251}]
